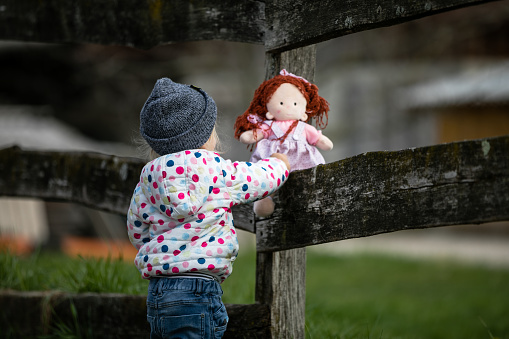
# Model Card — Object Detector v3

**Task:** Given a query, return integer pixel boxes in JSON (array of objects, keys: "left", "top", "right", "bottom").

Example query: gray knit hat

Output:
[{"left": 140, "top": 78, "right": 217, "bottom": 155}]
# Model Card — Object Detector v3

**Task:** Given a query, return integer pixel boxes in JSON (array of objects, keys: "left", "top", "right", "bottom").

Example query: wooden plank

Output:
[
  {"left": 0, "top": 146, "right": 255, "bottom": 233},
  {"left": 256, "top": 134, "right": 509, "bottom": 252},
  {"left": 254, "top": 46, "right": 315, "bottom": 339},
  {"left": 0, "top": 290, "right": 269, "bottom": 338},
  {"left": 265, "top": 0, "right": 499, "bottom": 52},
  {"left": 0, "top": 0, "right": 265, "bottom": 49}
]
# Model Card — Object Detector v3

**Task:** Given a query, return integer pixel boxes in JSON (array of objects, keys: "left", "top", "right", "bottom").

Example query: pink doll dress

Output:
[{"left": 250, "top": 120, "right": 325, "bottom": 172}]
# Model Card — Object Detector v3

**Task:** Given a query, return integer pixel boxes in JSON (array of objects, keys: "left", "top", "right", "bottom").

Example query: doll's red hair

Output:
[{"left": 234, "top": 73, "right": 330, "bottom": 141}]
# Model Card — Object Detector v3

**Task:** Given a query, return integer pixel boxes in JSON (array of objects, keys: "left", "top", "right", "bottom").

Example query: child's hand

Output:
[{"left": 270, "top": 153, "right": 291, "bottom": 171}]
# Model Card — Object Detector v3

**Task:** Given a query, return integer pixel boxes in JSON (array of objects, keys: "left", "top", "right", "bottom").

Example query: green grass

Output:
[{"left": 1, "top": 249, "right": 509, "bottom": 338}]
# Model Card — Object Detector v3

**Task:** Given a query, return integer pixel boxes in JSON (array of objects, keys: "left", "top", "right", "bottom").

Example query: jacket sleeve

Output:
[
  {"left": 126, "top": 185, "right": 151, "bottom": 250},
  {"left": 223, "top": 156, "right": 289, "bottom": 206}
]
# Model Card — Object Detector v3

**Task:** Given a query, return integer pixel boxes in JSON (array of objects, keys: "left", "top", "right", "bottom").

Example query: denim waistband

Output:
[{"left": 148, "top": 276, "right": 223, "bottom": 296}]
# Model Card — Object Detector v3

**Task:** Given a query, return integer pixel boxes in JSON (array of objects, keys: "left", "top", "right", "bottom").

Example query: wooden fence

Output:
[{"left": 1, "top": 0, "right": 508, "bottom": 338}]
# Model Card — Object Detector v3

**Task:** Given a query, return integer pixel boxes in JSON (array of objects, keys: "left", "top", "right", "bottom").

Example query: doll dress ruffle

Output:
[{"left": 250, "top": 120, "right": 325, "bottom": 172}]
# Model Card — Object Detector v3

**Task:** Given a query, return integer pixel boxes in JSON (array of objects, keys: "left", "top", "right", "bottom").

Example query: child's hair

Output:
[
  {"left": 134, "top": 126, "right": 221, "bottom": 161},
  {"left": 233, "top": 71, "right": 329, "bottom": 142}
]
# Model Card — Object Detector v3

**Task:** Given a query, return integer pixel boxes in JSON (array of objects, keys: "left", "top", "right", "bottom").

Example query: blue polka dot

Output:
[
  {"left": 142, "top": 213, "right": 149, "bottom": 220},
  {"left": 134, "top": 220, "right": 142, "bottom": 227},
  {"left": 143, "top": 255, "right": 149, "bottom": 262},
  {"left": 180, "top": 245, "right": 187, "bottom": 251},
  {"left": 209, "top": 236, "right": 215, "bottom": 242},
  {"left": 242, "top": 184, "right": 248, "bottom": 191},
  {"left": 215, "top": 157, "right": 220, "bottom": 163},
  {"left": 170, "top": 237, "right": 177, "bottom": 243},
  {"left": 222, "top": 170, "right": 227, "bottom": 177},
  {"left": 148, "top": 175, "right": 152, "bottom": 182},
  {"left": 161, "top": 245, "right": 168, "bottom": 252},
  {"left": 209, "top": 186, "right": 213, "bottom": 194},
  {"left": 196, "top": 219, "right": 203, "bottom": 223},
  {"left": 160, "top": 205, "right": 166, "bottom": 212},
  {"left": 246, "top": 162, "right": 252, "bottom": 166},
  {"left": 143, "top": 238, "right": 150, "bottom": 243},
  {"left": 163, "top": 263, "right": 169, "bottom": 270},
  {"left": 182, "top": 233, "right": 190, "bottom": 240},
  {"left": 166, "top": 160, "right": 174, "bottom": 167},
  {"left": 194, "top": 152, "right": 202, "bottom": 158},
  {"left": 198, "top": 258, "right": 206, "bottom": 264}
]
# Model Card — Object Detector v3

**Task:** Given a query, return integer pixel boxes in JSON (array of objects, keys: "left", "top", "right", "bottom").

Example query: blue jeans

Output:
[{"left": 146, "top": 277, "right": 228, "bottom": 339}]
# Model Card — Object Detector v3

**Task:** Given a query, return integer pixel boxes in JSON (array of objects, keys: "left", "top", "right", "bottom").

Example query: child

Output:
[{"left": 127, "top": 78, "right": 290, "bottom": 338}]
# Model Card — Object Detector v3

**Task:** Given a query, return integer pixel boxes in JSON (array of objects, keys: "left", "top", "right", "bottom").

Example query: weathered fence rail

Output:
[
  {"left": 2, "top": 135, "right": 508, "bottom": 251},
  {"left": 0, "top": 0, "right": 498, "bottom": 50}
]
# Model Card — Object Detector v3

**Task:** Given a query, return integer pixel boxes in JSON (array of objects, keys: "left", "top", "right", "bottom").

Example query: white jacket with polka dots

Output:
[{"left": 127, "top": 149, "right": 288, "bottom": 283}]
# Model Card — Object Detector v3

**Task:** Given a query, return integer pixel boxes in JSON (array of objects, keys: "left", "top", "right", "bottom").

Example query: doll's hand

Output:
[
  {"left": 270, "top": 153, "right": 291, "bottom": 171},
  {"left": 316, "top": 135, "right": 333, "bottom": 151},
  {"left": 239, "top": 129, "right": 265, "bottom": 144}
]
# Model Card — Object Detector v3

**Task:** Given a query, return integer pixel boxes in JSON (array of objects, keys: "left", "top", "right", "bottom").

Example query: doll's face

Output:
[{"left": 266, "top": 83, "right": 308, "bottom": 121}]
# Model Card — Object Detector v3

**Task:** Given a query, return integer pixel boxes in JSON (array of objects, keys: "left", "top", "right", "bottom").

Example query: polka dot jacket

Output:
[{"left": 127, "top": 149, "right": 289, "bottom": 283}]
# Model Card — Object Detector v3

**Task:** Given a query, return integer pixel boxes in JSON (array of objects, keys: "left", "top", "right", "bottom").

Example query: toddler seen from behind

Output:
[{"left": 127, "top": 78, "right": 290, "bottom": 338}]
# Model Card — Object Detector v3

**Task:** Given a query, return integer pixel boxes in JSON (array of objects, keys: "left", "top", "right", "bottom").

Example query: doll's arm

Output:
[
  {"left": 315, "top": 134, "right": 333, "bottom": 151},
  {"left": 239, "top": 128, "right": 266, "bottom": 144}
]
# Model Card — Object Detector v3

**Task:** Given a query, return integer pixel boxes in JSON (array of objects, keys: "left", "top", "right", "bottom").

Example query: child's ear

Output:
[
  {"left": 266, "top": 112, "right": 274, "bottom": 120},
  {"left": 300, "top": 113, "right": 308, "bottom": 121}
]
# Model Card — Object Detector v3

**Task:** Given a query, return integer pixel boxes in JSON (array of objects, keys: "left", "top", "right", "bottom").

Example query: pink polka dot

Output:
[
  {"left": 247, "top": 176, "right": 252, "bottom": 182},
  {"left": 189, "top": 183, "right": 196, "bottom": 190},
  {"left": 162, "top": 171, "right": 167, "bottom": 178},
  {"left": 223, "top": 192, "right": 229, "bottom": 199},
  {"left": 212, "top": 188, "right": 220, "bottom": 194},
  {"left": 213, "top": 176, "right": 218, "bottom": 183},
  {"left": 184, "top": 223, "right": 191, "bottom": 229},
  {"left": 201, "top": 242, "right": 207, "bottom": 248},
  {"left": 173, "top": 250, "right": 180, "bottom": 256},
  {"left": 141, "top": 203, "right": 147, "bottom": 208},
  {"left": 198, "top": 213, "right": 205, "bottom": 220},
  {"left": 176, "top": 167, "right": 184, "bottom": 175},
  {"left": 150, "top": 196, "right": 156, "bottom": 204},
  {"left": 190, "top": 157, "right": 198, "bottom": 164},
  {"left": 147, "top": 263, "right": 152, "bottom": 271},
  {"left": 163, "top": 255, "right": 170, "bottom": 260},
  {"left": 218, "top": 238, "right": 224, "bottom": 244},
  {"left": 245, "top": 193, "right": 250, "bottom": 199},
  {"left": 134, "top": 233, "right": 141, "bottom": 239},
  {"left": 172, "top": 267, "right": 179, "bottom": 273},
  {"left": 254, "top": 180, "right": 259, "bottom": 186},
  {"left": 182, "top": 261, "right": 189, "bottom": 268},
  {"left": 178, "top": 193, "right": 185, "bottom": 199},
  {"left": 191, "top": 236, "right": 199, "bottom": 242},
  {"left": 217, "top": 248, "right": 223, "bottom": 254},
  {"left": 206, "top": 250, "right": 213, "bottom": 256},
  {"left": 157, "top": 235, "right": 164, "bottom": 243},
  {"left": 192, "top": 174, "right": 199, "bottom": 182},
  {"left": 185, "top": 150, "right": 191, "bottom": 155},
  {"left": 207, "top": 264, "right": 215, "bottom": 271},
  {"left": 209, "top": 168, "right": 214, "bottom": 174},
  {"left": 166, "top": 209, "right": 172, "bottom": 217}
]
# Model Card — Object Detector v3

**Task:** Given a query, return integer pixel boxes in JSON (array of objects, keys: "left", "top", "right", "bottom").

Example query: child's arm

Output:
[
  {"left": 126, "top": 189, "right": 151, "bottom": 250},
  {"left": 223, "top": 154, "right": 290, "bottom": 206}
]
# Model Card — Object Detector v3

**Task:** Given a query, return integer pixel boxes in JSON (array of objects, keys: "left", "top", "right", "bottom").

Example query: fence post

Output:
[{"left": 255, "top": 45, "right": 316, "bottom": 339}]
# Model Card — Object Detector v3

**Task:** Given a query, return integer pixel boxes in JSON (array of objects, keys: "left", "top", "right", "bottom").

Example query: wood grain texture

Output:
[
  {"left": 255, "top": 46, "right": 315, "bottom": 339},
  {"left": 0, "top": 290, "right": 270, "bottom": 338},
  {"left": 256, "top": 134, "right": 509, "bottom": 252},
  {"left": 264, "top": 0, "right": 499, "bottom": 52},
  {"left": 0, "top": 0, "right": 265, "bottom": 48},
  {"left": 0, "top": 146, "right": 255, "bottom": 233}
]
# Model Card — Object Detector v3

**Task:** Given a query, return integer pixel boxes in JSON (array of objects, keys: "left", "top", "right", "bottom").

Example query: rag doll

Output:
[{"left": 234, "top": 69, "right": 333, "bottom": 217}]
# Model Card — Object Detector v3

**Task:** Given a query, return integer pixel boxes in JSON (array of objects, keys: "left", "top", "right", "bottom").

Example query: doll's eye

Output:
[
  {"left": 280, "top": 102, "right": 284, "bottom": 105},
  {"left": 294, "top": 102, "right": 297, "bottom": 106}
]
